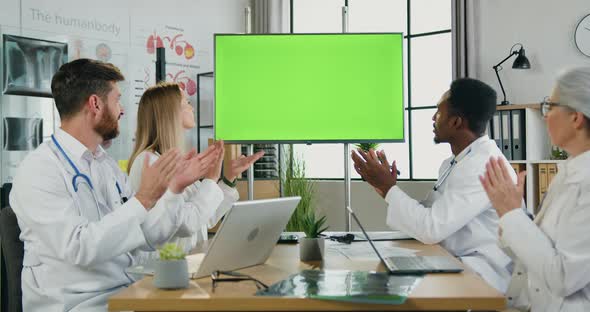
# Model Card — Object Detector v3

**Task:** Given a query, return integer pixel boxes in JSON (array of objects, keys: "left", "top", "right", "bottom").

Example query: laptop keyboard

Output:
[{"left": 385, "top": 256, "right": 429, "bottom": 270}]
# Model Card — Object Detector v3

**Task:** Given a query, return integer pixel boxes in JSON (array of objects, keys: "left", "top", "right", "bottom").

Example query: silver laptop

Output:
[
  {"left": 126, "top": 197, "right": 300, "bottom": 278},
  {"left": 191, "top": 197, "right": 300, "bottom": 278},
  {"left": 347, "top": 207, "right": 463, "bottom": 275}
]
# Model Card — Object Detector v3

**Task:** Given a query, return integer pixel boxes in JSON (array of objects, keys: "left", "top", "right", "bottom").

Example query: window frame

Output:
[{"left": 289, "top": 0, "right": 453, "bottom": 181}]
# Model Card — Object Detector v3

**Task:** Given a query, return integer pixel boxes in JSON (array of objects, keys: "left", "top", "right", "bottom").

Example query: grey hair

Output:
[{"left": 556, "top": 67, "right": 590, "bottom": 120}]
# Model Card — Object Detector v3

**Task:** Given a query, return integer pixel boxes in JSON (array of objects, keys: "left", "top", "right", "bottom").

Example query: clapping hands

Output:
[
  {"left": 352, "top": 148, "right": 398, "bottom": 198},
  {"left": 479, "top": 157, "right": 526, "bottom": 218},
  {"left": 224, "top": 150, "right": 265, "bottom": 182},
  {"left": 168, "top": 140, "right": 266, "bottom": 193},
  {"left": 169, "top": 144, "right": 220, "bottom": 193}
]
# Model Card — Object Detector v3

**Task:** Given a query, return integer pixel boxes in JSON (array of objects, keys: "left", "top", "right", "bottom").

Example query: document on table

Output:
[
  {"left": 328, "top": 241, "right": 418, "bottom": 260},
  {"left": 257, "top": 270, "right": 424, "bottom": 305}
]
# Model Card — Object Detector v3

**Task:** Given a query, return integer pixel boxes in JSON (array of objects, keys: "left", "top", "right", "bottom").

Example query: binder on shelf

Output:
[
  {"left": 510, "top": 163, "right": 525, "bottom": 173},
  {"left": 510, "top": 109, "right": 526, "bottom": 160},
  {"left": 510, "top": 163, "right": 518, "bottom": 173},
  {"left": 547, "top": 163, "right": 558, "bottom": 187},
  {"left": 538, "top": 163, "right": 548, "bottom": 204},
  {"left": 490, "top": 112, "right": 502, "bottom": 151},
  {"left": 510, "top": 163, "right": 527, "bottom": 205},
  {"left": 501, "top": 111, "right": 513, "bottom": 160}
]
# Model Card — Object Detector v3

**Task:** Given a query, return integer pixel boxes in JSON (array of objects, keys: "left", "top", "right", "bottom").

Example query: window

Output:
[
  {"left": 292, "top": 0, "right": 343, "bottom": 33},
  {"left": 291, "top": 0, "right": 452, "bottom": 180}
]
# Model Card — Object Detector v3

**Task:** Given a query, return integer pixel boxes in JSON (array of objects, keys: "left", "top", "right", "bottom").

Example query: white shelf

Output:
[
  {"left": 485, "top": 106, "right": 560, "bottom": 215},
  {"left": 528, "top": 160, "right": 565, "bottom": 164},
  {"left": 518, "top": 107, "right": 553, "bottom": 215},
  {"left": 509, "top": 159, "right": 566, "bottom": 164},
  {"left": 496, "top": 103, "right": 541, "bottom": 111}
]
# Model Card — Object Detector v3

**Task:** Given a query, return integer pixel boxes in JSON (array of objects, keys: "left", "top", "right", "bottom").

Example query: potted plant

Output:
[
  {"left": 299, "top": 212, "right": 329, "bottom": 261},
  {"left": 283, "top": 145, "right": 316, "bottom": 232},
  {"left": 355, "top": 143, "right": 380, "bottom": 152},
  {"left": 550, "top": 145, "right": 568, "bottom": 160},
  {"left": 153, "top": 243, "right": 189, "bottom": 289}
]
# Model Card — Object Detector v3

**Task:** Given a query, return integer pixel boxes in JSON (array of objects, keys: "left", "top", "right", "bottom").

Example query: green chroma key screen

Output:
[{"left": 215, "top": 33, "right": 404, "bottom": 143}]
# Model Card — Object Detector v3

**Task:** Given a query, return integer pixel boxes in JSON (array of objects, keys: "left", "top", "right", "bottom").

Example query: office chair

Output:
[
  {"left": 1, "top": 184, "right": 12, "bottom": 210},
  {"left": 0, "top": 206, "right": 24, "bottom": 312}
]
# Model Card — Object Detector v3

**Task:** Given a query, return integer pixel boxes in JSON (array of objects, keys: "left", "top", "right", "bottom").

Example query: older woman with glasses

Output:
[{"left": 479, "top": 67, "right": 590, "bottom": 311}]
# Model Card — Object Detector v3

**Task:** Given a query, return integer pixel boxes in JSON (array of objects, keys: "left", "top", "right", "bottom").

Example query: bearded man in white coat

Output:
[
  {"left": 352, "top": 78, "right": 514, "bottom": 292},
  {"left": 10, "top": 59, "right": 220, "bottom": 311}
]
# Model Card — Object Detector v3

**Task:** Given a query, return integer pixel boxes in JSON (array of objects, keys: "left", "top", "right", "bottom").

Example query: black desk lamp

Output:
[{"left": 493, "top": 43, "right": 531, "bottom": 105}]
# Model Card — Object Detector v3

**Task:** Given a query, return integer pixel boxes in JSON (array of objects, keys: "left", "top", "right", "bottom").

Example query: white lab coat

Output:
[
  {"left": 9, "top": 129, "right": 204, "bottom": 311},
  {"left": 385, "top": 135, "right": 513, "bottom": 292},
  {"left": 500, "top": 150, "right": 590, "bottom": 312},
  {"left": 128, "top": 151, "right": 239, "bottom": 264}
]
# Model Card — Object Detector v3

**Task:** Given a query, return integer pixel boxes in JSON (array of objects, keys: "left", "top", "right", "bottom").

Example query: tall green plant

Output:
[{"left": 283, "top": 145, "right": 316, "bottom": 231}]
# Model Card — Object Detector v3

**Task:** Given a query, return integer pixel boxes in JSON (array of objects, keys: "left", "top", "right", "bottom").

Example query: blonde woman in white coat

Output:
[
  {"left": 480, "top": 67, "right": 590, "bottom": 311},
  {"left": 128, "top": 82, "right": 264, "bottom": 264}
]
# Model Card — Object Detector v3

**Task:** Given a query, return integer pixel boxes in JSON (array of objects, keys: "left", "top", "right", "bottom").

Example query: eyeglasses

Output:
[
  {"left": 541, "top": 96, "right": 562, "bottom": 117},
  {"left": 210, "top": 270, "right": 269, "bottom": 291},
  {"left": 321, "top": 233, "right": 355, "bottom": 244}
]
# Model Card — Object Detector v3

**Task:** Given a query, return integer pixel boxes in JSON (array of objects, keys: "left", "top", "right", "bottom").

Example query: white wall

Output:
[{"left": 472, "top": 0, "right": 590, "bottom": 104}]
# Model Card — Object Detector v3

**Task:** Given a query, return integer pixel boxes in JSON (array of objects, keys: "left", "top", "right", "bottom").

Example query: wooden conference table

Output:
[{"left": 108, "top": 240, "right": 506, "bottom": 311}]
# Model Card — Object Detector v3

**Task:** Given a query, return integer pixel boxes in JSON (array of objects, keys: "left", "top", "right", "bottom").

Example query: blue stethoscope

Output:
[
  {"left": 51, "top": 135, "right": 127, "bottom": 217},
  {"left": 51, "top": 134, "right": 136, "bottom": 282},
  {"left": 433, "top": 147, "right": 472, "bottom": 191}
]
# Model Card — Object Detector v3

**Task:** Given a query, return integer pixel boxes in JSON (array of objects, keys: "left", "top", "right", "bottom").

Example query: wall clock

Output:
[{"left": 575, "top": 13, "right": 590, "bottom": 57}]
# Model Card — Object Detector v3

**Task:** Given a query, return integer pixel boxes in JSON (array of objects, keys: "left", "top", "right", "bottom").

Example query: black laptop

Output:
[{"left": 347, "top": 207, "right": 463, "bottom": 275}]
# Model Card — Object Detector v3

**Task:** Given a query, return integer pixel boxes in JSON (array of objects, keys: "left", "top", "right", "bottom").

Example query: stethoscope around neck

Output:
[
  {"left": 51, "top": 134, "right": 136, "bottom": 281},
  {"left": 432, "top": 147, "right": 473, "bottom": 191},
  {"left": 51, "top": 135, "right": 95, "bottom": 192},
  {"left": 50, "top": 135, "right": 127, "bottom": 216},
  {"left": 51, "top": 134, "right": 104, "bottom": 221},
  {"left": 433, "top": 159, "right": 455, "bottom": 191}
]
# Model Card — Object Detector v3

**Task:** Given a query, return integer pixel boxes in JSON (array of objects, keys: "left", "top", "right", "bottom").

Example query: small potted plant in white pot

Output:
[
  {"left": 299, "top": 212, "right": 328, "bottom": 262},
  {"left": 153, "top": 243, "right": 189, "bottom": 289}
]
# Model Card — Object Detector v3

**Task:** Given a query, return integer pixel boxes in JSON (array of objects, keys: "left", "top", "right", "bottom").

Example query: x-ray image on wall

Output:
[
  {"left": 3, "top": 117, "right": 43, "bottom": 151},
  {"left": 3, "top": 34, "right": 68, "bottom": 97}
]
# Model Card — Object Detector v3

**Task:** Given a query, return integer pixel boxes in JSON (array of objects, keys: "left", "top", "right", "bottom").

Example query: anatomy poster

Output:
[
  {"left": 130, "top": 14, "right": 211, "bottom": 150},
  {"left": 131, "top": 22, "right": 206, "bottom": 95}
]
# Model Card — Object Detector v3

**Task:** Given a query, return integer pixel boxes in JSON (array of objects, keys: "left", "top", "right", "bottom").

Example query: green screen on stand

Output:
[{"left": 215, "top": 33, "right": 404, "bottom": 143}]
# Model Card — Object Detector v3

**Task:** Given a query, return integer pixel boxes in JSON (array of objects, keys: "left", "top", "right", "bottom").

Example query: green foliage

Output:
[
  {"left": 283, "top": 146, "right": 316, "bottom": 232},
  {"left": 355, "top": 143, "right": 381, "bottom": 152},
  {"left": 158, "top": 243, "right": 186, "bottom": 260},
  {"left": 301, "top": 213, "right": 329, "bottom": 239},
  {"left": 550, "top": 146, "right": 568, "bottom": 160}
]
